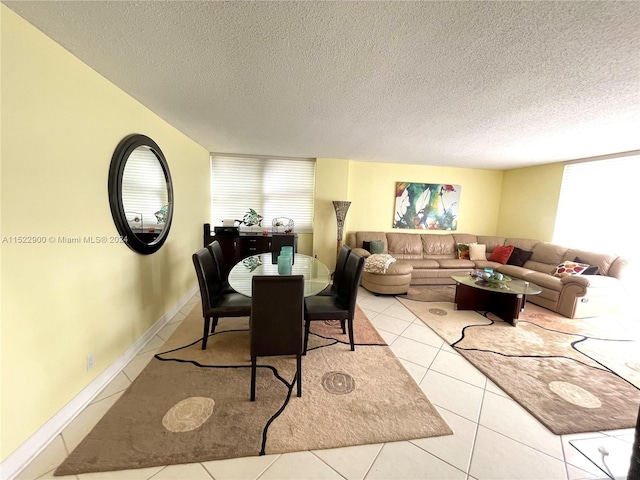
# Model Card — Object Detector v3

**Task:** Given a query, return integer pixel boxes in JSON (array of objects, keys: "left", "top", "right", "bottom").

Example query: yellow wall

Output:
[
  {"left": 1, "top": 6, "right": 210, "bottom": 460},
  {"left": 496, "top": 163, "right": 565, "bottom": 241},
  {"left": 345, "top": 161, "right": 504, "bottom": 236},
  {"left": 313, "top": 158, "right": 350, "bottom": 266}
]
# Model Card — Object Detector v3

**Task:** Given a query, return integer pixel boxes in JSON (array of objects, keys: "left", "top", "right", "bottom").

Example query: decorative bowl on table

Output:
[{"left": 472, "top": 271, "right": 512, "bottom": 287}]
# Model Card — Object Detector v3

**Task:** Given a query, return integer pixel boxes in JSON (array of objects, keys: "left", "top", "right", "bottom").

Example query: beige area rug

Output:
[
  {"left": 55, "top": 306, "right": 452, "bottom": 476},
  {"left": 396, "top": 285, "right": 456, "bottom": 303},
  {"left": 397, "top": 298, "right": 640, "bottom": 435}
]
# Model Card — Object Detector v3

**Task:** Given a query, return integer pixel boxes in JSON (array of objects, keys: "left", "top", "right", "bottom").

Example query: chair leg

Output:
[
  {"left": 296, "top": 354, "right": 302, "bottom": 397},
  {"left": 348, "top": 318, "right": 355, "bottom": 351},
  {"left": 202, "top": 317, "right": 211, "bottom": 350},
  {"left": 250, "top": 356, "right": 257, "bottom": 401},
  {"left": 303, "top": 319, "right": 311, "bottom": 354},
  {"left": 341, "top": 319, "right": 346, "bottom": 334},
  {"left": 210, "top": 316, "right": 218, "bottom": 334}
]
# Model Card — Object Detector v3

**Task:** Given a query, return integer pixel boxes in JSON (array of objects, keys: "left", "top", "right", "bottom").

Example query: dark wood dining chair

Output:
[
  {"left": 250, "top": 275, "right": 305, "bottom": 401},
  {"left": 303, "top": 252, "right": 365, "bottom": 353},
  {"left": 192, "top": 248, "right": 251, "bottom": 350},
  {"left": 318, "top": 245, "right": 351, "bottom": 297}
]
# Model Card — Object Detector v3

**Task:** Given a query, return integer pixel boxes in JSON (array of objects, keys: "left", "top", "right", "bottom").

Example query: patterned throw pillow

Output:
[
  {"left": 488, "top": 245, "right": 514, "bottom": 264},
  {"left": 457, "top": 243, "right": 471, "bottom": 259},
  {"left": 552, "top": 261, "right": 590, "bottom": 278}
]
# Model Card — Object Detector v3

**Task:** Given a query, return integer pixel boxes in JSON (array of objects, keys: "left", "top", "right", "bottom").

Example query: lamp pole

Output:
[{"left": 332, "top": 200, "right": 351, "bottom": 258}]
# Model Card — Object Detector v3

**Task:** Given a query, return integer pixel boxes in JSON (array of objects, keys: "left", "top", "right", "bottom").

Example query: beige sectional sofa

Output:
[{"left": 346, "top": 231, "right": 630, "bottom": 319}]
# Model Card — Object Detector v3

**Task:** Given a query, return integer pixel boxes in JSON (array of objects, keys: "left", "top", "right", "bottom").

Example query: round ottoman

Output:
[{"left": 361, "top": 261, "right": 413, "bottom": 295}]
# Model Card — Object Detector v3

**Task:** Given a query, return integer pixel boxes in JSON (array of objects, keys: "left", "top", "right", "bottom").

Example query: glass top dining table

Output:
[{"left": 228, "top": 252, "right": 331, "bottom": 297}]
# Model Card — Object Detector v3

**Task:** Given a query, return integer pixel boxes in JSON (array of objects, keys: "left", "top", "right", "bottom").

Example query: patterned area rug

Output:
[
  {"left": 397, "top": 298, "right": 640, "bottom": 435},
  {"left": 396, "top": 285, "right": 456, "bottom": 303},
  {"left": 55, "top": 306, "right": 452, "bottom": 476}
]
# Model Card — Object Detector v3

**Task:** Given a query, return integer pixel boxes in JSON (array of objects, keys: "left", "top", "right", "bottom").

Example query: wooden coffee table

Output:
[{"left": 451, "top": 275, "right": 542, "bottom": 326}]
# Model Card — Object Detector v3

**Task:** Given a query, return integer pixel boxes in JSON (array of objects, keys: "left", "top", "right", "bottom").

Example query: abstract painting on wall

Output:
[{"left": 394, "top": 182, "right": 461, "bottom": 230}]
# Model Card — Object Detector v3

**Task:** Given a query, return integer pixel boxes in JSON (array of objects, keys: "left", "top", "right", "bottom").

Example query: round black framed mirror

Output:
[{"left": 108, "top": 134, "right": 174, "bottom": 254}]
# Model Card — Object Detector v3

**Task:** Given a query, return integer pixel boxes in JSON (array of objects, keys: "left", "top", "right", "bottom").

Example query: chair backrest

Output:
[
  {"left": 332, "top": 245, "right": 352, "bottom": 292},
  {"left": 250, "top": 275, "right": 304, "bottom": 357},
  {"left": 207, "top": 240, "right": 226, "bottom": 284},
  {"left": 192, "top": 248, "right": 222, "bottom": 314},
  {"left": 338, "top": 252, "right": 365, "bottom": 316}
]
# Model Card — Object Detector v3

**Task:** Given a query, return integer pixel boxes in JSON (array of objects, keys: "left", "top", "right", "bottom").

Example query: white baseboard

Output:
[{"left": 0, "top": 285, "right": 198, "bottom": 480}]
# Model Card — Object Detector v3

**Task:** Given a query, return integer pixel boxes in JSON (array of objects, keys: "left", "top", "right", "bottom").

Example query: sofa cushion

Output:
[
  {"left": 387, "top": 233, "right": 423, "bottom": 256},
  {"left": 488, "top": 245, "right": 514, "bottom": 264},
  {"left": 452, "top": 233, "right": 478, "bottom": 245},
  {"left": 496, "top": 264, "right": 536, "bottom": 278},
  {"left": 469, "top": 243, "right": 486, "bottom": 260},
  {"left": 477, "top": 236, "right": 506, "bottom": 253},
  {"left": 421, "top": 234, "right": 456, "bottom": 255},
  {"left": 507, "top": 247, "right": 533, "bottom": 267},
  {"left": 551, "top": 261, "right": 590, "bottom": 278},
  {"left": 351, "top": 247, "right": 371, "bottom": 258},
  {"left": 530, "top": 242, "right": 568, "bottom": 266},
  {"left": 405, "top": 258, "right": 441, "bottom": 269},
  {"left": 438, "top": 259, "right": 475, "bottom": 269},
  {"left": 523, "top": 271, "right": 563, "bottom": 291},
  {"left": 504, "top": 238, "right": 539, "bottom": 251},
  {"left": 355, "top": 232, "right": 388, "bottom": 251}
]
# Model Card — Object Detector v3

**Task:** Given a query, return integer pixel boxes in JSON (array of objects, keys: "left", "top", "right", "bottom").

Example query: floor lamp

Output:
[{"left": 332, "top": 200, "right": 351, "bottom": 257}]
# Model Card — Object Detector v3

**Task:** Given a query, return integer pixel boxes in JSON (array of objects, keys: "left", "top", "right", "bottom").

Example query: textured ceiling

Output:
[{"left": 5, "top": 1, "right": 640, "bottom": 169}]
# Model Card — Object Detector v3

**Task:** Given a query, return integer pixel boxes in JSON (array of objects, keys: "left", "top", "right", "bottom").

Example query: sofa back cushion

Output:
[
  {"left": 477, "top": 236, "right": 506, "bottom": 254},
  {"left": 527, "top": 242, "right": 569, "bottom": 273},
  {"left": 386, "top": 233, "right": 423, "bottom": 259},
  {"left": 354, "top": 232, "right": 388, "bottom": 252},
  {"left": 452, "top": 233, "right": 478, "bottom": 245},
  {"left": 504, "top": 238, "right": 539, "bottom": 252},
  {"left": 420, "top": 234, "right": 457, "bottom": 258}
]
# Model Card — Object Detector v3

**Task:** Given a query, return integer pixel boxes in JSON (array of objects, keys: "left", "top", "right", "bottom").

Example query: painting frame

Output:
[{"left": 394, "top": 182, "right": 461, "bottom": 230}]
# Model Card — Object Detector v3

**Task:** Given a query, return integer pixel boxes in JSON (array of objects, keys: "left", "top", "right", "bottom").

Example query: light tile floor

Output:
[{"left": 15, "top": 288, "right": 634, "bottom": 480}]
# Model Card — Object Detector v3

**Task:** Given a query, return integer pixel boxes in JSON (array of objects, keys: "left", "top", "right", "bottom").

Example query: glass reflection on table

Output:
[{"left": 228, "top": 253, "right": 331, "bottom": 297}]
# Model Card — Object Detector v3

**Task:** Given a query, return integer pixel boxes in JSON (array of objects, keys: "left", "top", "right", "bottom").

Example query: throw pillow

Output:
[
  {"left": 507, "top": 247, "right": 533, "bottom": 267},
  {"left": 457, "top": 242, "right": 471, "bottom": 260},
  {"left": 369, "top": 240, "right": 385, "bottom": 254},
  {"left": 469, "top": 243, "right": 487, "bottom": 261},
  {"left": 488, "top": 245, "right": 515, "bottom": 264},
  {"left": 552, "top": 261, "right": 590, "bottom": 278},
  {"left": 573, "top": 256, "right": 599, "bottom": 275},
  {"left": 362, "top": 241, "right": 371, "bottom": 252}
]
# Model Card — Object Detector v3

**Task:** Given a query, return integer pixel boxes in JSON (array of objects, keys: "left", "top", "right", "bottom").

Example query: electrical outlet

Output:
[{"left": 86, "top": 353, "right": 95, "bottom": 371}]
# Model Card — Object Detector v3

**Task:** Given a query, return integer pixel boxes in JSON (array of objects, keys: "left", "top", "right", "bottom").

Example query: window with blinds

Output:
[
  {"left": 210, "top": 155, "right": 316, "bottom": 233},
  {"left": 553, "top": 152, "right": 639, "bottom": 259},
  {"left": 122, "top": 146, "right": 168, "bottom": 231}
]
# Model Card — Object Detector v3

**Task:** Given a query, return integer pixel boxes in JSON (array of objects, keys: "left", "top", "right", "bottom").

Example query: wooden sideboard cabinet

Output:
[{"left": 203, "top": 223, "right": 297, "bottom": 279}]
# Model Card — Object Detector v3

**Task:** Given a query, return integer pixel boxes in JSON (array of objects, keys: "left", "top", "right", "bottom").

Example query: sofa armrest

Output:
[{"left": 560, "top": 275, "right": 620, "bottom": 288}]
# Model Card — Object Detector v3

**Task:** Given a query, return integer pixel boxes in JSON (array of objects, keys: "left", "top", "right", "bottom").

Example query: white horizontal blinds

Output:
[
  {"left": 210, "top": 155, "right": 315, "bottom": 233},
  {"left": 553, "top": 153, "right": 640, "bottom": 258},
  {"left": 122, "top": 146, "right": 168, "bottom": 231}
]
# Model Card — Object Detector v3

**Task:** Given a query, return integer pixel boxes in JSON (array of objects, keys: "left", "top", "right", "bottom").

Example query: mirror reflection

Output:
[{"left": 122, "top": 145, "right": 169, "bottom": 243}]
